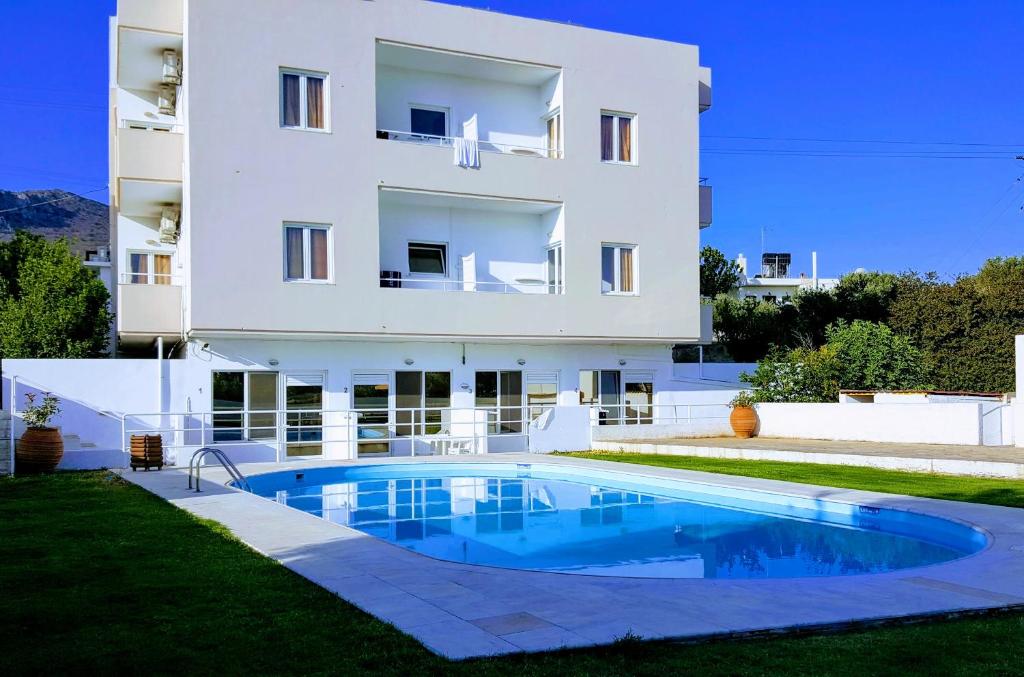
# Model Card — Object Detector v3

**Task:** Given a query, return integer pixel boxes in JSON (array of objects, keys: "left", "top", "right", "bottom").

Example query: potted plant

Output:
[
  {"left": 728, "top": 391, "right": 757, "bottom": 439},
  {"left": 15, "top": 392, "right": 63, "bottom": 474}
]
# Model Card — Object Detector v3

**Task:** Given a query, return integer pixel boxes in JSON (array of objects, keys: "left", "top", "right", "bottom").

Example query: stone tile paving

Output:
[{"left": 121, "top": 455, "right": 1024, "bottom": 660}]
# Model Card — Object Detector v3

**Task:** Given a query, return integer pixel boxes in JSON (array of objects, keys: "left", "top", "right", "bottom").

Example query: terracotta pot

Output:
[
  {"left": 16, "top": 427, "right": 64, "bottom": 474},
  {"left": 729, "top": 406, "right": 757, "bottom": 439}
]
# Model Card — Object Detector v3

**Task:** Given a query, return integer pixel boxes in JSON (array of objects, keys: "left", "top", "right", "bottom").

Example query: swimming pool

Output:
[{"left": 243, "top": 462, "right": 987, "bottom": 579}]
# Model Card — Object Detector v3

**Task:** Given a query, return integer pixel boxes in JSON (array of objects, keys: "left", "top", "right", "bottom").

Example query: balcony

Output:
[
  {"left": 378, "top": 188, "right": 565, "bottom": 295},
  {"left": 699, "top": 183, "right": 712, "bottom": 229},
  {"left": 375, "top": 41, "right": 563, "bottom": 162},
  {"left": 117, "top": 279, "right": 182, "bottom": 343},
  {"left": 115, "top": 124, "right": 182, "bottom": 218},
  {"left": 117, "top": 0, "right": 182, "bottom": 35}
]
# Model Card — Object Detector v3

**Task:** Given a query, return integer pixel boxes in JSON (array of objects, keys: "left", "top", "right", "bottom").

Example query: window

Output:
[
  {"left": 408, "top": 242, "right": 447, "bottom": 276},
  {"left": 601, "top": 244, "right": 637, "bottom": 294},
  {"left": 284, "top": 223, "right": 331, "bottom": 282},
  {"left": 284, "top": 373, "right": 324, "bottom": 457},
  {"left": 579, "top": 370, "right": 622, "bottom": 425},
  {"left": 410, "top": 105, "right": 448, "bottom": 138},
  {"left": 546, "top": 110, "right": 562, "bottom": 158},
  {"left": 526, "top": 372, "right": 558, "bottom": 421},
  {"left": 546, "top": 243, "right": 563, "bottom": 294},
  {"left": 396, "top": 371, "right": 451, "bottom": 436},
  {"left": 280, "top": 69, "right": 327, "bottom": 130},
  {"left": 475, "top": 371, "right": 523, "bottom": 435},
  {"left": 600, "top": 111, "right": 635, "bottom": 163},
  {"left": 211, "top": 371, "right": 279, "bottom": 442},
  {"left": 353, "top": 373, "right": 390, "bottom": 455},
  {"left": 128, "top": 251, "right": 172, "bottom": 285}
]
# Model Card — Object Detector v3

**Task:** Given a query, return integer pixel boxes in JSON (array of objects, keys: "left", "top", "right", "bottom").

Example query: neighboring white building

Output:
[
  {"left": 734, "top": 251, "right": 840, "bottom": 303},
  {"left": 104, "top": 0, "right": 718, "bottom": 461}
]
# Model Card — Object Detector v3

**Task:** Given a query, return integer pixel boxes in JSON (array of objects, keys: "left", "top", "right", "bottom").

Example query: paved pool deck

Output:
[
  {"left": 120, "top": 455, "right": 1024, "bottom": 660},
  {"left": 593, "top": 437, "right": 1024, "bottom": 478}
]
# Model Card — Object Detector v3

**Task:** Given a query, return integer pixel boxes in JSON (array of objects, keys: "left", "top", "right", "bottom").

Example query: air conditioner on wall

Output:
[
  {"left": 159, "top": 206, "right": 181, "bottom": 244},
  {"left": 161, "top": 49, "right": 182, "bottom": 85},
  {"left": 157, "top": 84, "right": 176, "bottom": 116}
]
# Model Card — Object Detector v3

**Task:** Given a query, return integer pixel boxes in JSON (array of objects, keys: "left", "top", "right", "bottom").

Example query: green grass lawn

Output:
[{"left": 1, "top": 466, "right": 1023, "bottom": 676}]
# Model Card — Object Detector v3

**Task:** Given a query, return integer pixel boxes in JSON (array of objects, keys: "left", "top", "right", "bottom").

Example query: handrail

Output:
[
  {"left": 376, "top": 128, "right": 561, "bottom": 158},
  {"left": 380, "top": 275, "right": 563, "bottom": 295},
  {"left": 188, "top": 446, "right": 251, "bottom": 493}
]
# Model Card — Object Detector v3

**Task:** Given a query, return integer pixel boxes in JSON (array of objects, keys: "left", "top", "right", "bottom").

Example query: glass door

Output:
[
  {"left": 546, "top": 244, "right": 563, "bottom": 294},
  {"left": 354, "top": 372, "right": 391, "bottom": 456},
  {"left": 579, "top": 370, "right": 622, "bottom": 425},
  {"left": 284, "top": 373, "right": 324, "bottom": 457},
  {"left": 623, "top": 372, "right": 654, "bottom": 425},
  {"left": 475, "top": 371, "right": 523, "bottom": 435}
]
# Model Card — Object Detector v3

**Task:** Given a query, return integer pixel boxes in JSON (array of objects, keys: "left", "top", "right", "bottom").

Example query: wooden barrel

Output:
[{"left": 15, "top": 427, "right": 65, "bottom": 474}]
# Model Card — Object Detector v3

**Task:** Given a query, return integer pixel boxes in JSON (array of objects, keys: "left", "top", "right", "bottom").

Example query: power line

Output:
[
  {"left": 0, "top": 186, "right": 109, "bottom": 215},
  {"left": 0, "top": 98, "right": 106, "bottom": 113}
]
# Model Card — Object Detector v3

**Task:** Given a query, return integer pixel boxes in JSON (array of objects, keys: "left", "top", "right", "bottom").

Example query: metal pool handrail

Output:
[{"left": 188, "top": 447, "right": 250, "bottom": 493}]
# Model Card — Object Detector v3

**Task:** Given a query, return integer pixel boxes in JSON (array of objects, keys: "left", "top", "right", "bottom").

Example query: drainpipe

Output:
[{"left": 698, "top": 345, "right": 704, "bottom": 380}]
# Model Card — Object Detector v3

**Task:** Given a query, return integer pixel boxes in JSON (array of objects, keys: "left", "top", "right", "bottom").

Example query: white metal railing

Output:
[
  {"left": 120, "top": 119, "right": 183, "bottom": 133},
  {"left": 121, "top": 404, "right": 555, "bottom": 464},
  {"left": 118, "top": 273, "right": 183, "bottom": 286},
  {"left": 380, "top": 275, "right": 563, "bottom": 295},
  {"left": 376, "top": 129, "right": 562, "bottom": 159},
  {"left": 589, "top": 402, "right": 731, "bottom": 426}
]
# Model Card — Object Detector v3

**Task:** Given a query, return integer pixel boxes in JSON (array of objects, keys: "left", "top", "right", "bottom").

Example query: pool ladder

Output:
[{"left": 188, "top": 447, "right": 251, "bottom": 493}]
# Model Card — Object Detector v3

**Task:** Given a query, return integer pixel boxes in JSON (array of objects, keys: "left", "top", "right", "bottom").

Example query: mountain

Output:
[{"left": 0, "top": 189, "right": 109, "bottom": 256}]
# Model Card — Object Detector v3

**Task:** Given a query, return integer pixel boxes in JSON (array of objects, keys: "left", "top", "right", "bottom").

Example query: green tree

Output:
[
  {"left": 712, "top": 296, "right": 797, "bottom": 362},
  {"left": 699, "top": 245, "right": 740, "bottom": 297},
  {"left": 832, "top": 271, "right": 901, "bottom": 324},
  {"left": 0, "top": 232, "right": 112, "bottom": 358},
  {"left": 745, "top": 320, "right": 929, "bottom": 402},
  {"left": 888, "top": 257, "right": 1024, "bottom": 392}
]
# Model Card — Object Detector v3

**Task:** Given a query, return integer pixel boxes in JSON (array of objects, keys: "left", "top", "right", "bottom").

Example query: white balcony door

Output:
[{"left": 353, "top": 372, "right": 393, "bottom": 456}]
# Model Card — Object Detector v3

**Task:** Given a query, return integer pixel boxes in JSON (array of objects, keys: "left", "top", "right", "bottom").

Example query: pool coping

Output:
[{"left": 119, "top": 454, "right": 1024, "bottom": 660}]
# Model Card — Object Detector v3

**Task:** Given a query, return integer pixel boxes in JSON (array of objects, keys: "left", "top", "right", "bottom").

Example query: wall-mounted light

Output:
[
  {"left": 516, "top": 358, "right": 526, "bottom": 366},
  {"left": 404, "top": 358, "right": 414, "bottom": 365},
  {"left": 459, "top": 383, "right": 470, "bottom": 390},
  {"left": 618, "top": 359, "right": 627, "bottom": 366},
  {"left": 268, "top": 358, "right": 279, "bottom": 366}
]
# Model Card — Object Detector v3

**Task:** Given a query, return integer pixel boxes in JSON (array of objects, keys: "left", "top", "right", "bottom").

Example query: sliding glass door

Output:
[
  {"left": 396, "top": 371, "right": 452, "bottom": 437},
  {"left": 475, "top": 371, "right": 523, "bottom": 435},
  {"left": 354, "top": 373, "right": 391, "bottom": 456},
  {"left": 284, "top": 373, "right": 323, "bottom": 457}
]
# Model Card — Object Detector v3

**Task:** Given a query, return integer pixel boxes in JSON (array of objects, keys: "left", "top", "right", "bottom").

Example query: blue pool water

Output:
[{"left": 243, "top": 463, "right": 987, "bottom": 579}]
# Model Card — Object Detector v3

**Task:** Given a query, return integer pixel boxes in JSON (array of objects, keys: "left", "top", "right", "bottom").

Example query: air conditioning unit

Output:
[
  {"left": 161, "top": 49, "right": 182, "bottom": 85},
  {"left": 159, "top": 206, "right": 181, "bottom": 244},
  {"left": 157, "top": 84, "right": 176, "bottom": 115}
]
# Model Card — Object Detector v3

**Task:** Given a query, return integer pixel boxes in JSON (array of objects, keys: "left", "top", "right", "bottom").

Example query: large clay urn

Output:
[
  {"left": 16, "top": 427, "right": 64, "bottom": 474},
  {"left": 729, "top": 407, "right": 757, "bottom": 439}
]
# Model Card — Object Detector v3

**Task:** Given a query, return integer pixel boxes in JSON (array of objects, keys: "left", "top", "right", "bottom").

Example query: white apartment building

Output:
[
  {"left": 733, "top": 252, "right": 840, "bottom": 303},
  {"left": 108, "top": 0, "right": 715, "bottom": 461}
]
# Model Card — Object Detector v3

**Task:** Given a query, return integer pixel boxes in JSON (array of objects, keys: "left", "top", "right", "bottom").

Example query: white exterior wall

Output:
[
  {"left": 1016, "top": 335, "right": 1024, "bottom": 448},
  {"left": 755, "top": 403, "right": 986, "bottom": 446},
  {"left": 183, "top": 0, "right": 705, "bottom": 343}
]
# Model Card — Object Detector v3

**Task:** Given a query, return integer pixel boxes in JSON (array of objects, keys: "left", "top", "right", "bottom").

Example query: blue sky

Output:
[{"left": 2, "top": 1, "right": 1021, "bottom": 279}]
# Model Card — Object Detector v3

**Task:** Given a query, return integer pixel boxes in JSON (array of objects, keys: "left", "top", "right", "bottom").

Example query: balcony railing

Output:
[
  {"left": 376, "top": 129, "right": 562, "bottom": 159},
  {"left": 380, "top": 274, "right": 563, "bottom": 294},
  {"left": 119, "top": 273, "right": 182, "bottom": 286}
]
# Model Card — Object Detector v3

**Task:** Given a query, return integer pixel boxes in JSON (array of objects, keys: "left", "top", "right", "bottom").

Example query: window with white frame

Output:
[
  {"left": 601, "top": 243, "right": 637, "bottom": 294},
  {"left": 284, "top": 223, "right": 331, "bottom": 282},
  {"left": 280, "top": 69, "right": 328, "bottom": 130},
  {"left": 409, "top": 105, "right": 449, "bottom": 138},
  {"left": 408, "top": 242, "right": 447, "bottom": 276},
  {"left": 600, "top": 111, "right": 635, "bottom": 163},
  {"left": 128, "top": 251, "right": 173, "bottom": 285},
  {"left": 546, "top": 243, "right": 563, "bottom": 294}
]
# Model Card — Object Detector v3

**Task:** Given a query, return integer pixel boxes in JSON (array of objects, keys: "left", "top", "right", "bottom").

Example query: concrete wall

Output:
[
  {"left": 756, "top": 402, "right": 987, "bottom": 446},
  {"left": 183, "top": 0, "right": 705, "bottom": 342},
  {"left": 1017, "top": 335, "right": 1024, "bottom": 448}
]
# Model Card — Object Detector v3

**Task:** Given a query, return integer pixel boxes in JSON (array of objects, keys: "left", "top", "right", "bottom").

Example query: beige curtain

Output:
[
  {"left": 282, "top": 73, "right": 301, "bottom": 126},
  {"left": 286, "top": 227, "right": 304, "bottom": 279},
  {"left": 310, "top": 228, "right": 328, "bottom": 280},
  {"left": 154, "top": 254, "right": 171, "bottom": 285},
  {"left": 601, "top": 115, "right": 614, "bottom": 161},
  {"left": 618, "top": 117, "right": 632, "bottom": 162},
  {"left": 306, "top": 76, "right": 324, "bottom": 129},
  {"left": 620, "top": 248, "right": 634, "bottom": 292}
]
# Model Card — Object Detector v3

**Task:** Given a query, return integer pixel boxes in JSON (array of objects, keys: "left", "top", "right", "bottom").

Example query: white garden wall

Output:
[
  {"left": 755, "top": 402, "right": 986, "bottom": 446},
  {"left": 1016, "top": 335, "right": 1024, "bottom": 448}
]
